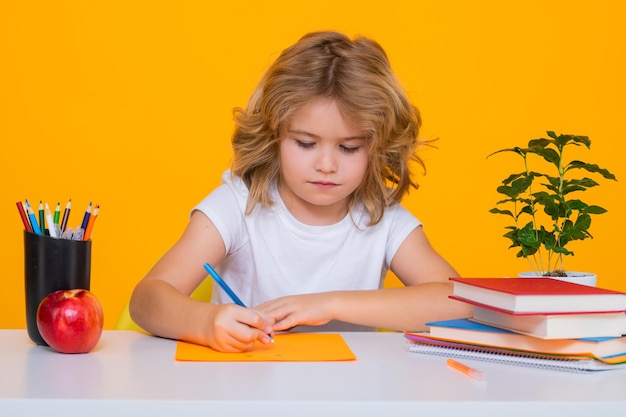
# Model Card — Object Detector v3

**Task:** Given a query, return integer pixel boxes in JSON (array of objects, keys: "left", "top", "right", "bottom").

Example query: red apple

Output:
[{"left": 36, "top": 289, "right": 104, "bottom": 354}]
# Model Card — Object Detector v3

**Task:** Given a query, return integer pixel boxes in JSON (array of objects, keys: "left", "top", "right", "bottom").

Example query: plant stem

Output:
[
  {"left": 554, "top": 141, "right": 566, "bottom": 272},
  {"left": 524, "top": 153, "right": 545, "bottom": 275}
]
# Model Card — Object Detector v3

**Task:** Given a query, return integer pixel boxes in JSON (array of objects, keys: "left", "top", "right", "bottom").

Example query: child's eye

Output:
[
  {"left": 339, "top": 145, "right": 360, "bottom": 154},
  {"left": 296, "top": 140, "right": 315, "bottom": 149}
]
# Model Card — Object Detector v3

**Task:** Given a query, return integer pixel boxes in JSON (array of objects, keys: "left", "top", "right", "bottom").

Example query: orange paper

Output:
[{"left": 175, "top": 333, "right": 356, "bottom": 362}]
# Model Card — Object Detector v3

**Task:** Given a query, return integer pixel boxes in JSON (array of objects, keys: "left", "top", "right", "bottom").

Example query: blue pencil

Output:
[
  {"left": 203, "top": 263, "right": 245, "bottom": 306},
  {"left": 80, "top": 201, "right": 92, "bottom": 231},
  {"left": 24, "top": 200, "right": 42, "bottom": 235},
  {"left": 203, "top": 262, "right": 274, "bottom": 343}
]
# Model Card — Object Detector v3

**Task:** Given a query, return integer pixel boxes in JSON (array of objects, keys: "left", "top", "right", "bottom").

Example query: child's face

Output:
[{"left": 278, "top": 98, "right": 369, "bottom": 225}]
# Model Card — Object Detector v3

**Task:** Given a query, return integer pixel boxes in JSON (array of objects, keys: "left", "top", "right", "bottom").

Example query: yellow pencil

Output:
[{"left": 83, "top": 204, "right": 99, "bottom": 241}]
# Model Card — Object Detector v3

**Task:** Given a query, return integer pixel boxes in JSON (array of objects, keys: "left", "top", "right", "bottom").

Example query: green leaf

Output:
[
  {"left": 575, "top": 213, "right": 592, "bottom": 231},
  {"left": 564, "top": 178, "right": 599, "bottom": 189},
  {"left": 520, "top": 205, "right": 534, "bottom": 215},
  {"left": 561, "top": 185, "right": 587, "bottom": 195},
  {"left": 489, "top": 208, "right": 515, "bottom": 218},
  {"left": 529, "top": 147, "right": 560, "bottom": 166},
  {"left": 567, "top": 161, "right": 617, "bottom": 180},
  {"left": 551, "top": 246, "right": 574, "bottom": 256},
  {"left": 487, "top": 147, "right": 527, "bottom": 159},
  {"left": 567, "top": 134, "right": 591, "bottom": 149},
  {"left": 533, "top": 191, "right": 554, "bottom": 203},
  {"left": 584, "top": 205, "right": 608, "bottom": 215},
  {"left": 546, "top": 131, "right": 558, "bottom": 140},
  {"left": 517, "top": 246, "right": 538, "bottom": 257},
  {"left": 496, "top": 185, "right": 515, "bottom": 198},
  {"left": 510, "top": 176, "right": 533, "bottom": 196},
  {"left": 517, "top": 223, "right": 542, "bottom": 249},
  {"left": 560, "top": 219, "right": 586, "bottom": 242},
  {"left": 565, "top": 199, "right": 587, "bottom": 212},
  {"left": 528, "top": 138, "right": 552, "bottom": 149},
  {"left": 543, "top": 232, "right": 557, "bottom": 248},
  {"left": 553, "top": 132, "right": 590, "bottom": 150},
  {"left": 495, "top": 197, "right": 517, "bottom": 205},
  {"left": 503, "top": 229, "right": 520, "bottom": 247},
  {"left": 500, "top": 172, "right": 526, "bottom": 185},
  {"left": 533, "top": 192, "right": 559, "bottom": 219}
]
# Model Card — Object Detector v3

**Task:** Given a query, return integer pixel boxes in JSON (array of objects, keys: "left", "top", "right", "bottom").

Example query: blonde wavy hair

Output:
[{"left": 231, "top": 31, "right": 427, "bottom": 226}]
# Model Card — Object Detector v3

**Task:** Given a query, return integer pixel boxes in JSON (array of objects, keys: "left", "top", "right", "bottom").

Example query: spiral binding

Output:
[{"left": 406, "top": 340, "right": 612, "bottom": 373}]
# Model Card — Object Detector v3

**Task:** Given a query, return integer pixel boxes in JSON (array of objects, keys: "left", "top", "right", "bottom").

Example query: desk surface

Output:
[{"left": 2, "top": 329, "right": 626, "bottom": 417}]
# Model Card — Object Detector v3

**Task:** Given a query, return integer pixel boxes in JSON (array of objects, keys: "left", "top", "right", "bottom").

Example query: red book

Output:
[{"left": 449, "top": 277, "right": 626, "bottom": 314}]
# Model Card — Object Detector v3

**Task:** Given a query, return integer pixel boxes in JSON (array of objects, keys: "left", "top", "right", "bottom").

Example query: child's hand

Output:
[
  {"left": 256, "top": 293, "right": 336, "bottom": 332},
  {"left": 205, "top": 304, "right": 275, "bottom": 352}
]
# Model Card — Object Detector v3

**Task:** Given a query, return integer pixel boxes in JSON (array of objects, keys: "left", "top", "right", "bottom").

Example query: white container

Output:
[{"left": 518, "top": 271, "right": 597, "bottom": 287}]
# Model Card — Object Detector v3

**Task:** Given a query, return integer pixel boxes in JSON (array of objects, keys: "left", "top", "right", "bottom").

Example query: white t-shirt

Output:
[{"left": 193, "top": 170, "right": 421, "bottom": 331}]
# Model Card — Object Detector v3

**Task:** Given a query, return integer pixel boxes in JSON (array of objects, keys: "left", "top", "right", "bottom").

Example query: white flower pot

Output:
[{"left": 518, "top": 271, "right": 597, "bottom": 287}]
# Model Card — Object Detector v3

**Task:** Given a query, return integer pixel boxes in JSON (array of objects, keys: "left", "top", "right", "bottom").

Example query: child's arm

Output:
[
  {"left": 129, "top": 211, "right": 274, "bottom": 352},
  {"left": 256, "top": 226, "right": 472, "bottom": 332}
]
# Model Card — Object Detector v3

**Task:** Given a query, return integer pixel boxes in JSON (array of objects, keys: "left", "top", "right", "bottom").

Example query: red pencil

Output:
[{"left": 16, "top": 201, "right": 33, "bottom": 232}]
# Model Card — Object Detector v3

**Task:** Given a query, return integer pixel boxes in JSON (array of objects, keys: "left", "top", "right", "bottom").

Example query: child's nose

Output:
[{"left": 314, "top": 148, "right": 338, "bottom": 173}]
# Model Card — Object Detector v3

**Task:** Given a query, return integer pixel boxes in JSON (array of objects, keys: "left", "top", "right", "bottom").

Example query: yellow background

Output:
[{"left": 1, "top": 1, "right": 624, "bottom": 329}]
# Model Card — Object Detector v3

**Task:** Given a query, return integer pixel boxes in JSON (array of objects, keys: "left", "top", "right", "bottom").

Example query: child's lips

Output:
[{"left": 311, "top": 181, "right": 338, "bottom": 189}]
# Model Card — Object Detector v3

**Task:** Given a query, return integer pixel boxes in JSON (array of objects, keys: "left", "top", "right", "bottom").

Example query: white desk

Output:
[{"left": 1, "top": 330, "right": 626, "bottom": 416}]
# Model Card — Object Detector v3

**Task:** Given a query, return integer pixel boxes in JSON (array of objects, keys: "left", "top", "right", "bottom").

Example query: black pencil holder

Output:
[{"left": 24, "top": 231, "right": 92, "bottom": 346}]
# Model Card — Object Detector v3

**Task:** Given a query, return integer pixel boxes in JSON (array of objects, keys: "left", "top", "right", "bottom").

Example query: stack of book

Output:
[{"left": 406, "top": 277, "right": 626, "bottom": 372}]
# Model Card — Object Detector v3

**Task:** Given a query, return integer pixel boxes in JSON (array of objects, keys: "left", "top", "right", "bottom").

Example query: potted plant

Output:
[{"left": 488, "top": 131, "right": 617, "bottom": 285}]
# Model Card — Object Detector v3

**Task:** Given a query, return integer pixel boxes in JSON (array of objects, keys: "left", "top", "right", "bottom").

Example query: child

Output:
[{"left": 129, "top": 31, "right": 471, "bottom": 352}]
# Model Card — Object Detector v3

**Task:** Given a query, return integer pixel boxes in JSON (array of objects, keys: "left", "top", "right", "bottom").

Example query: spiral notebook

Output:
[{"left": 405, "top": 332, "right": 626, "bottom": 372}]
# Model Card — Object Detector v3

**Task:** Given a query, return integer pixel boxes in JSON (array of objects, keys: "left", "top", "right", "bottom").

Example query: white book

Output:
[{"left": 472, "top": 305, "right": 626, "bottom": 339}]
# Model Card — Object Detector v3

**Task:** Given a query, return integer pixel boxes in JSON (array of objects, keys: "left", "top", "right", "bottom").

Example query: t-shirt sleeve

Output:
[
  {"left": 385, "top": 204, "right": 422, "bottom": 267},
  {"left": 191, "top": 182, "right": 246, "bottom": 254}
]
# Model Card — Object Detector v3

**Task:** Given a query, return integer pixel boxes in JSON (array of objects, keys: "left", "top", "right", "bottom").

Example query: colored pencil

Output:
[
  {"left": 60, "top": 199, "right": 72, "bottom": 233},
  {"left": 83, "top": 204, "right": 99, "bottom": 241},
  {"left": 18, "top": 198, "right": 101, "bottom": 240},
  {"left": 45, "top": 203, "right": 59, "bottom": 238},
  {"left": 53, "top": 202, "right": 61, "bottom": 225},
  {"left": 203, "top": 262, "right": 274, "bottom": 343},
  {"left": 24, "top": 200, "right": 42, "bottom": 235},
  {"left": 38, "top": 201, "right": 45, "bottom": 235},
  {"left": 447, "top": 358, "right": 485, "bottom": 380},
  {"left": 204, "top": 262, "right": 246, "bottom": 306},
  {"left": 16, "top": 201, "right": 33, "bottom": 232},
  {"left": 79, "top": 201, "right": 92, "bottom": 232}
]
